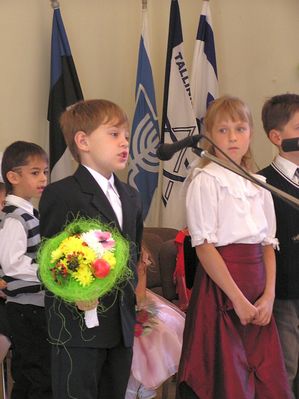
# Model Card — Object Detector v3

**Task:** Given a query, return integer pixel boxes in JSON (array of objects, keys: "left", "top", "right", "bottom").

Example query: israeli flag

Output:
[
  {"left": 160, "top": 0, "right": 199, "bottom": 230},
  {"left": 128, "top": 5, "right": 160, "bottom": 222},
  {"left": 191, "top": 0, "right": 218, "bottom": 130}
]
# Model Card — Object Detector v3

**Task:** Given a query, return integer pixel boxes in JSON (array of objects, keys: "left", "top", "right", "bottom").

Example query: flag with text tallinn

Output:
[
  {"left": 128, "top": 4, "right": 160, "bottom": 224},
  {"left": 191, "top": 0, "right": 218, "bottom": 132},
  {"left": 160, "top": 0, "right": 199, "bottom": 230},
  {"left": 48, "top": 7, "right": 83, "bottom": 182}
]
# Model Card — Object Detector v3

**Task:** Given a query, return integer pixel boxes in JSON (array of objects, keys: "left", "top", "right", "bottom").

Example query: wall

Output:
[{"left": 0, "top": 0, "right": 299, "bottom": 178}]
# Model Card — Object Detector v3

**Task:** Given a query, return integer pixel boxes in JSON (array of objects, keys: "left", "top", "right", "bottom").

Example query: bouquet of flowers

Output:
[
  {"left": 134, "top": 301, "right": 158, "bottom": 337},
  {"left": 38, "top": 218, "right": 131, "bottom": 303}
]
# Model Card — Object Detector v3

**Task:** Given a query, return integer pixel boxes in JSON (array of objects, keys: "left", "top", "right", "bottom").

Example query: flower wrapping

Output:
[{"left": 37, "top": 218, "right": 131, "bottom": 303}]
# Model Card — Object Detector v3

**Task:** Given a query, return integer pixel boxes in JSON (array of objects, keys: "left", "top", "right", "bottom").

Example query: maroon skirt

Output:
[{"left": 177, "top": 244, "right": 291, "bottom": 399}]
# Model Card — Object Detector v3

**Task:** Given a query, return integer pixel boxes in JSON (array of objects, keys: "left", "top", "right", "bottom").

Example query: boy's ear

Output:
[
  {"left": 268, "top": 129, "right": 282, "bottom": 146},
  {"left": 74, "top": 131, "right": 89, "bottom": 152},
  {"left": 6, "top": 171, "right": 20, "bottom": 186}
]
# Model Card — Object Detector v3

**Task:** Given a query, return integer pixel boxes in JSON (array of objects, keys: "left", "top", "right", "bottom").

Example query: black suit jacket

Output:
[{"left": 39, "top": 165, "right": 143, "bottom": 348}]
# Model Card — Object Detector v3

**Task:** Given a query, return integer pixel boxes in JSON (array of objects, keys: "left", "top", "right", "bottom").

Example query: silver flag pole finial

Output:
[{"left": 50, "top": 0, "right": 60, "bottom": 9}]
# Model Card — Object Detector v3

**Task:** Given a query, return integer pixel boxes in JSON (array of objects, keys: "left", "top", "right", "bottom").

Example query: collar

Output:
[
  {"left": 5, "top": 194, "right": 34, "bottom": 216},
  {"left": 273, "top": 155, "right": 298, "bottom": 180},
  {"left": 82, "top": 165, "right": 119, "bottom": 197}
]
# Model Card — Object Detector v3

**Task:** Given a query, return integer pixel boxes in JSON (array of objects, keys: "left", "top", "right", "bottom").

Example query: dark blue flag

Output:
[{"left": 128, "top": 5, "right": 160, "bottom": 223}]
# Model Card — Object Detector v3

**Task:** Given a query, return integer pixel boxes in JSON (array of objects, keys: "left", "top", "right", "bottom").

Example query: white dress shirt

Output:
[
  {"left": 273, "top": 155, "right": 299, "bottom": 186},
  {"left": 186, "top": 163, "right": 278, "bottom": 248},
  {"left": 81, "top": 166, "right": 124, "bottom": 327},
  {"left": 83, "top": 165, "right": 123, "bottom": 229},
  {"left": 0, "top": 195, "right": 40, "bottom": 281}
]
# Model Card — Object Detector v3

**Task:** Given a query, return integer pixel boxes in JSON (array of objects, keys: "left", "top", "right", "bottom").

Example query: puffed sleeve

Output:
[
  {"left": 186, "top": 171, "right": 218, "bottom": 247},
  {"left": 261, "top": 187, "right": 279, "bottom": 249}
]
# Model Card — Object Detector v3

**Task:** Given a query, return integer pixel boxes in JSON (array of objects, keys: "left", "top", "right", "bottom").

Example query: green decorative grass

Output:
[{"left": 37, "top": 218, "right": 131, "bottom": 302}]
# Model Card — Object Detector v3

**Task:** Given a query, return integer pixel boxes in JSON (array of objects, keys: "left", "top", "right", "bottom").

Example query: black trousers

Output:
[
  {"left": 51, "top": 343, "right": 133, "bottom": 399},
  {"left": 6, "top": 302, "right": 52, "bottom": 399}
]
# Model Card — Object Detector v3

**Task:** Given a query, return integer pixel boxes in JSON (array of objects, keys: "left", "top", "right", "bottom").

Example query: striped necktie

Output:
[{"left": 294, "top": 168, "right": 299, "bottom": 184}]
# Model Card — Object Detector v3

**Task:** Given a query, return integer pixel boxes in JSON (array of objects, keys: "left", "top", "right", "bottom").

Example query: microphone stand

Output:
[{"left": 192, "top": 147, "right": 299, "bottom": 211}]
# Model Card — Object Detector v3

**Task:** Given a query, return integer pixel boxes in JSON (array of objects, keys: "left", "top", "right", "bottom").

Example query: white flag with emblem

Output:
[{"left": 160, "top": 0, "right": 199, "bottom": 229}]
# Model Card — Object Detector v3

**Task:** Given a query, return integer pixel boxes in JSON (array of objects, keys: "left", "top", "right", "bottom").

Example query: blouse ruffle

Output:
[
  {"left": 187, "top": 163, "right": 278, "bottom": 248},
  {"left": 191, "top": 163, "right": 265, "bottom": 199}
]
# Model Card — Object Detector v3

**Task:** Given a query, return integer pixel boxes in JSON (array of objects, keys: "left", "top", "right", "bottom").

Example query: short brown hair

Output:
[
  {"left": 60, "top": 99, "right": 129, "bottom": 163},
  {"left": 2, "top": 141, "right": 48, "bottom": 193},
  {"left": 262, "top": 93, "right": 299, "bottom": 136},
  {"left": 202, "top": 95, "right": 254, "bottom": 170}
]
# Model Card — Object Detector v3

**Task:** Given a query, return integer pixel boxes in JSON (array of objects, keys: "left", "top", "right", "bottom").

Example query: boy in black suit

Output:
[
  {"left": 259, "top": 94, "right": 299, "bottom": 399},
  {"left": 39, "top": 99, "right": 143, "bottom": 399}
]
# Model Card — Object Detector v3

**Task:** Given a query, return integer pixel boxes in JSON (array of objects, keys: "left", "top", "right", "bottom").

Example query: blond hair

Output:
[
  {"left": 200, "top": 95, "right": 255, "bottom": 171},
  {"left": 60, "top": 99, "right": 129, "bottom": 162}
]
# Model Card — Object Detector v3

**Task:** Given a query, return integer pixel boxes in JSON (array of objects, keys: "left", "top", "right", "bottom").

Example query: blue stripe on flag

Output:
[
  {"left": 196, "top": 15, "right": 217, "bottom": 77},
  {"left": 206, "top": 92, "right": 215, "bottom": 109},
  {"left": 50, "top": 9, "right": 72, "bottom": 88},
  {"left": 191, "top": 1, "right": 218, "bottom": 128}
]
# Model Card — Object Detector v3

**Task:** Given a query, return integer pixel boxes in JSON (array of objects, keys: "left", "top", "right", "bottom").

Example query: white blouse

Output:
[{"left": 186, "top": 163, "right": 278, "bottom": 248}]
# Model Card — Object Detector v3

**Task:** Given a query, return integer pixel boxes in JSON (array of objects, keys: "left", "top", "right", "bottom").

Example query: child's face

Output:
[
  {"left": 209, "top": 117, "right": 251, "bottom": 165},
  {"left": 78, "top": 120, "right": 129, "bottom": 178},
  {"left": 274, "top": 110, "right": 299, "bottom": 163},
  {"left": 9, "top": 156, "right": 48, "bottom": 201}
]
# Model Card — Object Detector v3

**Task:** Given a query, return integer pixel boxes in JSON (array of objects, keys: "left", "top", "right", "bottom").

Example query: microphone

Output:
[
  {"left": 156, "top": 135, "right": 202, "bottom": 161},
  {"left": 281, "top": 137, "right": 299, "bottom": 152}
]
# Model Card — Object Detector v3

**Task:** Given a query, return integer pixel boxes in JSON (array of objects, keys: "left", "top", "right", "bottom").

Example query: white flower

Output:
[{"left": 81, "top": 230, "right": 105, "bottom": 258}]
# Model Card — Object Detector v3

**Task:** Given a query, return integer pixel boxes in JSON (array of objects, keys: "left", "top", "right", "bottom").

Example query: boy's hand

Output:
[{"left": 75, "top": 299, "right": 99, "bottom": 311}]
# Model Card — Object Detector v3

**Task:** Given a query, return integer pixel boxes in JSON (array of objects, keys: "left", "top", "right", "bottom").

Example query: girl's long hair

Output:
[{"left": 199, "top": 95, "right": 255, "bottom": 171}]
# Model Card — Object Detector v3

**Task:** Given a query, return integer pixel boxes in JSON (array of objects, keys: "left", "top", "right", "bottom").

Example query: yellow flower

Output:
[
  {"left": 51, "top": 236, "right": 84, "bottom": 262},
  {"left": 72, "top": 264, "right": 94, "bottom": 287},
  {"left": 78, "top": 246, "right": 97, "bottom": 264},
  {"left": 60, "top": 236, "right": 85, "bottom": 254},
  {"left": 51, "top": 247, "right": 64, "bottom": 262},
  {"left": 50, "top": 232, "right": 116, "bottom": 287},
  {"left": 102, "top": 252, "right": 116, "bottom": 269}
]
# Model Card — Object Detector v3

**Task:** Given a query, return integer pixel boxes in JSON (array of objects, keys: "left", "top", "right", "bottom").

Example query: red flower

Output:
[
  {"left": 136, "top": 309, "right": 149, "bottom": 324},
  {"left": 92, "top": 259, "right": 111, "bottom": 278},
  {"left": 134, "top": 323, "right": 143, "bottom": 337}
]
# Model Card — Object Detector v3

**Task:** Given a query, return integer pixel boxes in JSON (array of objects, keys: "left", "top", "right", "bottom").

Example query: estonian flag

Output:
[
  {"left": 128, "top": 3, "right": 160, "bottom": 224},
  {"left": 48, "top": 7, "right": 83, "bottom": 182},
  {"left": 191, "top": 0, "right": 218, "bottom": 130},
  {"left": 160, "top": 0, "right": 199, "bottom": 230}
]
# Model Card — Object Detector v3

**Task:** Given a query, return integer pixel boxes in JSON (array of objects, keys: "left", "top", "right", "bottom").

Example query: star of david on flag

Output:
[{"left": 160, "top": 0, "right": 199, "bottom": 230}]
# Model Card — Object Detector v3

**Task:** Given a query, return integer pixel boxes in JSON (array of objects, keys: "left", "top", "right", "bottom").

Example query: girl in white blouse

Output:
[{"left": 177, "top": 96, "right": 291, "bottom": 399}]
